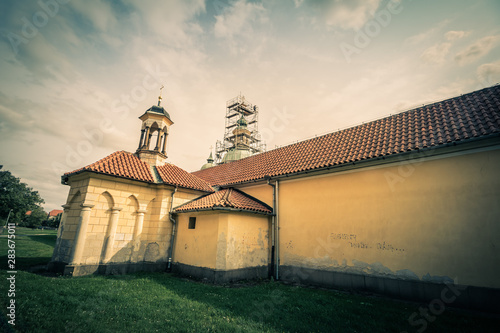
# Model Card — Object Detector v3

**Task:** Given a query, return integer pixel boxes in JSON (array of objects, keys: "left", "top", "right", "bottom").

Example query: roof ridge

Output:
[
  {"left": 220, "top": 188, "right": 232, "bottom": 205},
  {"left": 150, "top": 165, "right": 163, "bottom": 183},
  {"left": 229, "top": 188, "right": 273, "bottom": 212},
  {"left": 156, "top": 162, "right": 214, "bottom": 192},
  {"left": 173, "top": 187, "right": 272, "bottom": 214}
]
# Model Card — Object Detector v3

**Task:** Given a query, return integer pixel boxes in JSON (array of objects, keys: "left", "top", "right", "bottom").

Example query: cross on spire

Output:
[{"left": 158, "top": 85, "right": 164, "bottom": 106}]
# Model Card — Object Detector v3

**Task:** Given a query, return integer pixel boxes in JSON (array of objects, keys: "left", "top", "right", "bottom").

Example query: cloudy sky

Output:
[{"left": 1, "top": 0, "right": 499, "bottom": 211}]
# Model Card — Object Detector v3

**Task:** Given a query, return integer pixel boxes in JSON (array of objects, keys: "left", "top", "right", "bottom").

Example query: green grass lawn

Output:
[
  {"left": 0, "top": 234, "right": 498, "bottom": 332},
  {"left": 1, "top": 226, "right": 58, "bottom": 236},
  {"left": 0, "top": 232, "right": 57, "bottom": 271}
]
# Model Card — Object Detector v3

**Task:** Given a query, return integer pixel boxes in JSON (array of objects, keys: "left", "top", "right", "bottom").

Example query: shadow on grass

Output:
[
  {"left": 135, "top": 272, "right": 500, "bottom": 333},
  {"left": 137, "top": 272, "right": 405, "bottom": 333},
  {"left": 0, "top": 254, "right": 52, "bottom": 271},
  {"left": 2, "top": 270, "right": 499, "bottom": 333},
  {"left": 0, "top": 234, "right": 56, "bottom": 271},
  {"left": 27, "top": 234, "right": 57, "bottom": 247}
]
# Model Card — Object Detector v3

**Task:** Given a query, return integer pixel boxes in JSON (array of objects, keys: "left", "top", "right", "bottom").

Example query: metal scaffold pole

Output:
[{"left": 214, "top": 94, "right": 266, "bottom": 165}]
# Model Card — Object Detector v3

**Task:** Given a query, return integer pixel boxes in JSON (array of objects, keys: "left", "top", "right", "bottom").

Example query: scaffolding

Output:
[{"left": 214, "top": 94, "right": 266, "bottom": 164}]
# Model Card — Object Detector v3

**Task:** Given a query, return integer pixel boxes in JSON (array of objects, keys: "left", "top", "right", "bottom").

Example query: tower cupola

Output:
[
  {"left": 200, "top": 151, "right": 215, "bottom": 170},
  {"left": 135, "top": 87, "right": 173, "bottom": 166}
]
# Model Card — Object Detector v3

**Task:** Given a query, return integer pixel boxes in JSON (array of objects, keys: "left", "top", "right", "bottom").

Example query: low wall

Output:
[{"left": 172, "top": 262, "right": 269, "bottom": 283}]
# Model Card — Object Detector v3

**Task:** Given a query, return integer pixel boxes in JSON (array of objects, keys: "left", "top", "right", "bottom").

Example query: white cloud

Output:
[
  {"left": 454, "top": 35, "right": 500, "bottom": 66},
  {"left": 124, "top": 0, "right": 205, "bottom": 47},
  {"left": 404, "top": 31, "right": 432, "bottom": 46},
  {"left": 477, "top": 60, "right": 500, "bottom": 87},
  {"left": 420, "top": 42, "right": 452, "bottom": 64},
  {"left": 404, "top": 20, "right": 450, "bottom": 46},
  {"left": 444, "top": 30, "right": 470, "bottom": 41},
  {"left": 214, "top": 0, "right": 266, "bottom": 38},
  {"left": 294, "top": 0, "right": 305, "bottom": 8},
  {"left": 418, "top": 30, "right": 472, "bottom": 65},
  {"left": 307, "top": 0, "right": 382, "bottom": 30},
  {"left": 214, "top": 0, "right": 265, "bottom": 38},
  {"left": 430, "top": 79, "right": 475, "bottom": 101},
  {"left": 69, "top": 0, "right": 117, "bottom": 32},
  {"left": 213, "top": 0, "right": 268, "bottom": 55}
]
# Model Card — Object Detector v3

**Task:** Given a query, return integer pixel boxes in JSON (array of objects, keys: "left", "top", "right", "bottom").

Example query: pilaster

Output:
[{"left": 69, "top": 203, "right": 94, "bottom": 265}]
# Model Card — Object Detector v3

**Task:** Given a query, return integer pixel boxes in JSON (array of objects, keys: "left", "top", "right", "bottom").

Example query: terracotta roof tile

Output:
[
  {"left": 156, "top": 164, "right": 214, "bottom": 193},
  {"left": 64, "top": 151, "right": 214, "bottom": 192},
  {"left": 174, "top": 188, "right": 272, "bottom": 214},
  {"left": 193, "top": 85, "right": 500, "bottom": 186},
  {"left": 64, "top": 151, "right": 155, "bottom": 182}
]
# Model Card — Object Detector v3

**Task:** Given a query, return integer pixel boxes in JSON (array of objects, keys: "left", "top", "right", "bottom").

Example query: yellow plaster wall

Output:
[
  {"left": 81, "top": 179, "right": 162, "bottom": 264},
  {"left": 51, "top": 189, "right": 82, "bottom": 263},
  {"left": 173, "top": 212, "right": 270, "bottom": 271},
  {"left": 174, "top": 212, "right": 220, "bottom": 269},
  {"left": 275, "top": 148, "right": 500, "bottom": 289},
  {"left": 58, "top": 177, "right": 91, "bottom": 244},
  {"left": 225, "top": 213, "right": 270, "bottom": 270},
  {"left": 236, "top": 184, "right": 274, "bottom": 207},
  {"left": 82, "top": 192, "right": 111, "bottom": 264},
  {"left": 215, "top": 214, "right": 229, "bottom": 270},
  {"left": 60, "top": 191, "right": 83, "bottom": 241},
  {"left": 52, "top": 172, "right": 205, "bottom": 267},
  {"left": 113, "top": 196, "right": 138, "bottom": 256}
]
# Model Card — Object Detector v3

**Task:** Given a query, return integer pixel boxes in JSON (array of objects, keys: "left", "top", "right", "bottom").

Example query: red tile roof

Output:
[
  {"left": 157, "top": 164, "right": 214, "bottom": 193},
  {"left": 64, "top": 151, "right": 213, "bottom": 193},
  {"left": 64, "top": 151, "right": 155, "bottom": 182},
  {"left": 174, "top": 188, "right": 272, "bottom": 214},
  {"left": 48, "top": 210, "right": 63, "bottom": 217},
  {"left": 193, "top": 85, "right": 500, "bottom": 186}
]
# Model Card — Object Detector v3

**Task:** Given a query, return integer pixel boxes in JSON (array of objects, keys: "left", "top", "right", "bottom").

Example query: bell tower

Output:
[{"left": 135, "top": 87, "right": 173, "bottom": 166}]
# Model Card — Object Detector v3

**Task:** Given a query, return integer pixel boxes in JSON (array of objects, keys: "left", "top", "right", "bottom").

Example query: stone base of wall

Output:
[
  {"left": 280, "top": 265, "right": 500, "bottom": 313},
  {"left": 172, "top": 263, "right": 269, "bottom": 283},
  {"left": 48, "top": 261, "right": 167, "bottom": 277}
]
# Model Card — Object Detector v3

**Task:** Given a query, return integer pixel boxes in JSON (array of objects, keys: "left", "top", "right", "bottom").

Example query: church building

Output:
[{"left": 49, "top": 85, "right": 500, "bottom": 311}]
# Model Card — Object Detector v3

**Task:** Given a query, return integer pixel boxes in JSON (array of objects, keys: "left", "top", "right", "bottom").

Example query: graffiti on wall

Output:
[{"left": 330, "top": 233, "right": 405, "bottom": 252}]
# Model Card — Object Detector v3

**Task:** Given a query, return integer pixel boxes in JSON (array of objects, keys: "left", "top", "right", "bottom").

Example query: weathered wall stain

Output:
[
  {"left": 283, "top": 252, "right": 453, "bottom": 283},
  {"left": 144, "top": 242, "right": 159, "bottom": 262}
]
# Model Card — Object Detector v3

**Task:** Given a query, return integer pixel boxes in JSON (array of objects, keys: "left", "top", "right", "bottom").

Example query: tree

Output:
[
  {"left": 22, "top": 206, "right": 47, "bottom": 228},
  {"left": 0, "top": 165, "right": 45, "bottom": 225},
  {"left": 46, "top": 213, "right": 62, "bottom": 229}
]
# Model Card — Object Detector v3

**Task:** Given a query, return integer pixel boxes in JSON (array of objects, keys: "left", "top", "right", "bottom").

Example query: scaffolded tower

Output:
[{"left": 214, "top": 94, "right": 266, "bottom": 164}]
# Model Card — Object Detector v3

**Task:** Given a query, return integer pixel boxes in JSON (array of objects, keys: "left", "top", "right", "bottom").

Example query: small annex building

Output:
[{"left": 50, "top": 85, "right": 500, "bottom": 311}]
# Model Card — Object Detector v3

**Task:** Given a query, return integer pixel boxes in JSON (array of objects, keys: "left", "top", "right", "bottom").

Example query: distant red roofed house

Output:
[
  {"left": 48, "top": 86, "right": 500, "bottom": 312},
  {"left": 48, "top": 210, "right": 63, "bottom": 219}
]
